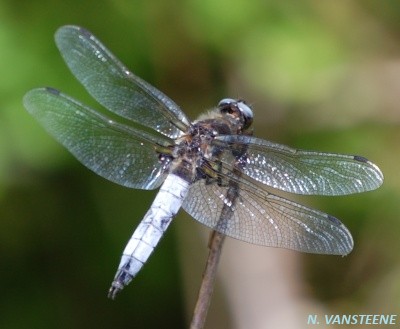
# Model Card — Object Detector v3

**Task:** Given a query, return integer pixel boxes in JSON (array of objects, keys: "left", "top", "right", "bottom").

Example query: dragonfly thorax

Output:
[{"left": 173, "top": 100, "right": 255, "bottom": 173}]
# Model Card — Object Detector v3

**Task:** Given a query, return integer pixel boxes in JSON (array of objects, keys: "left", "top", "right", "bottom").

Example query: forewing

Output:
[
  {"left": 23, "top": 88, "right": 172, "bottom": 190},
  {"left": 214, "top": 135, "right": 383, "bottom": 196},
  {"left": 55, "top": 25, "right": 190, "bottom": 139},
  {"left": 182, "top": 179, "right": 353, "bottom": 255}
]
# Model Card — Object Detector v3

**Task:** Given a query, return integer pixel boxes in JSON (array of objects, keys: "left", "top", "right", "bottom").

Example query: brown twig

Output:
[{"left": 190, "top": 231, "right": 226, "bottom": 329}]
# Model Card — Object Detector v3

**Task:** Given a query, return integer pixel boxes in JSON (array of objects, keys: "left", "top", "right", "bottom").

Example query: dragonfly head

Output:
[{"left": 217, "top": 98, "right": 254, "bottom": 131}]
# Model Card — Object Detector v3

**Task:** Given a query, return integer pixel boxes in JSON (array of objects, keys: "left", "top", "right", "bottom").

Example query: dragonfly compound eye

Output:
[{"left": 236, "top": 100, "right": 253, "bottom": 130}]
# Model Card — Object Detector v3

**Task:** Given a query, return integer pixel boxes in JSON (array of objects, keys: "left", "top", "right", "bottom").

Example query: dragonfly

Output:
[{"left": 23, "top": 25, "right": 384, "bottom": 299}]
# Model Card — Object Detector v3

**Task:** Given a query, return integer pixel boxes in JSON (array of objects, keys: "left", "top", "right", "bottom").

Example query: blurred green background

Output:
[{"left": 1, "top": 1, "right": 398, "bottom": 328}]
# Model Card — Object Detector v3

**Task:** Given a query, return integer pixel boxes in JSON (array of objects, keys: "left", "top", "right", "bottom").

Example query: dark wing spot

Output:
[
  {"left": 45, "top": 87, "right": 60, "bottom": 95},
  {"left": 353, "top": 155, "right": 368, "bottom": 163},
  {"left": 327, "top": 214, "right": 342, "bottom": 226},
  {"left": 78, "top": 26, "right": 92, "bottom": 38}
]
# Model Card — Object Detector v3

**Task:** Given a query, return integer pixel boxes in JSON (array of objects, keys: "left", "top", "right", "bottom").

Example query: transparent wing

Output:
[
  {"left": 55, "top": 25, "right": 190, "bottom": 139},
  {"left": 182, "top": 178, "right": 353, "bottom": 255},
  {"left": 213, "top": 135, "right": 383, "bottom": 196},
  {"left": 23, "top": 87, "right": 173, "bottom": 190}
]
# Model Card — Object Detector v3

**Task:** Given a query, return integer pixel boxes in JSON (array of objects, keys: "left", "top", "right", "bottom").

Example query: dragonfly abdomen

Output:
[{"left": 108, "top": 173, "right": 189, "bottom": 299}]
